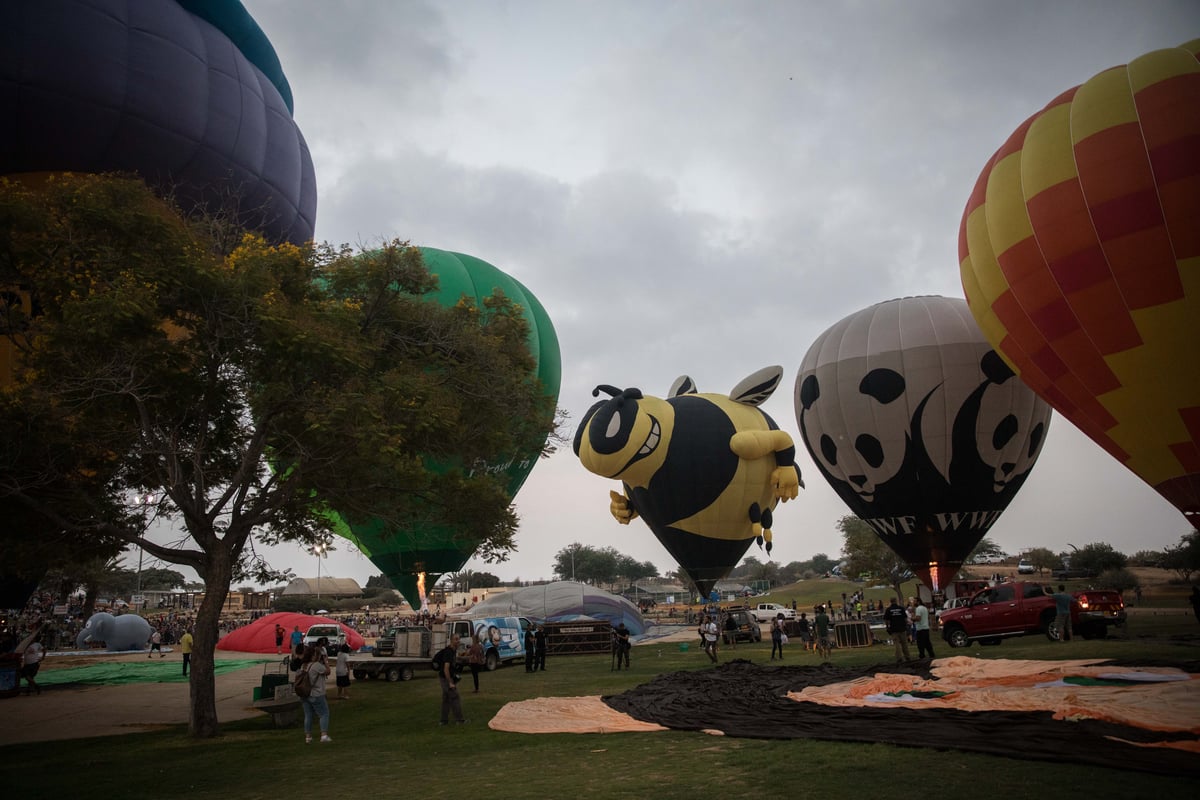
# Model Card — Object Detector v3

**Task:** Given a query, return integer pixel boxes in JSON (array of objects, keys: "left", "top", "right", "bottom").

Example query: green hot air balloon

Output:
[{"left": 327, "top": 248, "right": 560, "bottom": 609}]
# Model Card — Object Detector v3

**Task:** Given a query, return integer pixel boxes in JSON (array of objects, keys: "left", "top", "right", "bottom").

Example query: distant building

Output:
[{"left": 280, "top": 577, "right": 363, "bottom": 598}]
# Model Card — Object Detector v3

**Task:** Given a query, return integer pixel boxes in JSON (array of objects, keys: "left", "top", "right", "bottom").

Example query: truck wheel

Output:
[
  {"left": 945, "top": 625, "right": 970, "bottom": 648},
  {"left": 399, "top": 665, "right": 415, "bottom": 681},
  {"left": 353, "top": 670, "right": 366, "bottom": 680},
  {"left": 485, "top": 650, "right": 500, "bottom": 671},
  {"left": 1042, "top": 610, "right": 1060, "bottom": 641},
  {"left": 386, "top": 667, "right": 402, "bottom": 682}
]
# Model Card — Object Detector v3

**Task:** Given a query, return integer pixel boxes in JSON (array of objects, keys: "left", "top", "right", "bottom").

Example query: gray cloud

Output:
[{"left": 235, "top": 0, "right": 1199, "bottom": 586}]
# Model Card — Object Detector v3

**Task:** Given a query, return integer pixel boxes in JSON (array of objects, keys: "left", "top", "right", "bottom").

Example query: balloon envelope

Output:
[
  {"left": 574, "top": 368, "right": 801, "bottom": 598},
  {"left": 329, "top": 248, "right": 561, "bottom": 608},
  {"left": 795, "top": 296, "right": 1051, "bottom": 590},
  {"left": 0, "top": 0, "right": 316, "bottom": 244},
  {"left": 216, "top": 612, "right": 364, "bottom": 654},
  {"left": 959, "top": 40, "right": 1200, "bottom": 526}
]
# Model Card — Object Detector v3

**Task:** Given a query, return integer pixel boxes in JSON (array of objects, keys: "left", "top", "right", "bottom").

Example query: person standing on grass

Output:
[
  {"left": 770, "top": 613, "right": 786, "bottom": 660},
  {"left": 913, "top": 598, "right": 935, "bottom": 660},
  {"left": 1052, "top": 585, "right": 1074, "bottom": 642},
  {"left": 814, "top": 605, "right": 832, "bottom": 659},
  {"left": 275, "top": 623, "right": 286, "bottom": 655},
  {"left": 436, "top": 634, "right": 466, "bottom": 725},
  {"left": 702, "top": 615, "right": 720, "bottom": 663},
  {"left": 534, "top": 624, "right": 547, "bottom": 672},
  {"left": 884, "top": 598, "right": 911, "bottom": 664},
  {"left": 614, "top": 622, "right": 632, "bottom": 669},
  {"left": 524, "top": 625, "right": 536, "bottom": 672},
  {"left": 797, "top": 612, "right": 811, "bottom": 652},
  {"left": 299, "top": 644, "right": 332, "bottom": 743},
  {"left": 1189, "top": 586, "right": 1200, "bottom": 626},
  {"left": 179, "top": 627, "right": 194, "bottom": 676},
  {"left": 334, "top": 643, "right": 351, "bottom": 700},
  {"left": 466, "top": 635, "right": 485, "bottom": 692}
]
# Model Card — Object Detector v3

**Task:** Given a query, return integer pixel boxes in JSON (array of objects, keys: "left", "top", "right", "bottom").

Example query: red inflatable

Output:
[{"left": 217, "top": 611, "right": 365, "bottom": 654}]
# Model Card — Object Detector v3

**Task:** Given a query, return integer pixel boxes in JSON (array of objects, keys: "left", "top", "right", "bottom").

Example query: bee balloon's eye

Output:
[{"left": 606, "top": 410, "right": 622, "bottom": 438}]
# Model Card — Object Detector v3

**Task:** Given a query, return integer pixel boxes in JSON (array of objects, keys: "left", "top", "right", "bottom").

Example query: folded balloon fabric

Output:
[{"left": 579, "top": 658, "right": 1199, "bottom": 776}]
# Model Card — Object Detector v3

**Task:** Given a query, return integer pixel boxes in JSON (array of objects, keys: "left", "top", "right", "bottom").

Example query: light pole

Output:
[
  {"left": 311, "top": 543, "right": 326, "bottom": 598},
  {"left": 132, "top": 493, "right": 157, "bottom": 601}
]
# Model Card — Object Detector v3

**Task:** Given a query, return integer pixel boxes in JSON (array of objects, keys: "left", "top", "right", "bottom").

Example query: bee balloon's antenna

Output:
[{"left": 593, "top": 385, "right": 621, "bottom": 398}]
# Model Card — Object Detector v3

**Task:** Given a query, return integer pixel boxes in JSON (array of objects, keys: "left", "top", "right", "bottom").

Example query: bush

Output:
[{"left": 1094, "top": 567, "right": 1139, "bottom": 595}]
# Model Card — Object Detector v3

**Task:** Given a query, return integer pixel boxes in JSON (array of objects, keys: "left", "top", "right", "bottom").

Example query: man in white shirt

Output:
[{"left": 913, "top": 599, "right": 935, "bottom": 660}]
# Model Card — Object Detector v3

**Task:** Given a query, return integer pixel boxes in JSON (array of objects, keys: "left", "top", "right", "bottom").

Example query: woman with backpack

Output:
[{"left": 296, "top": 644, "right": 332, "bottom": 744}]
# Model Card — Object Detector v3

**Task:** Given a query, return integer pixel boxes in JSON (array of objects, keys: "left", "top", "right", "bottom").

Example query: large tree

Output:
[
  {"left": 837, "top": 515, "right": 911, "bottom": 601},
  {"left": 1161, "top": 530, "right": 1200, "bottom": 582},
  {"left": 0, "top": 175, "right": 556, "bottom": 736}
]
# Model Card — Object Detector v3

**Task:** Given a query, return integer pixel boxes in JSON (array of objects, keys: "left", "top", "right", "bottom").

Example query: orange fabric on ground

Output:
[
  {"left": 788, "top": 656, "right": 1199, "bottom": 733},
  {"left": 489, "top": 695, "right": 669, "bottom": 734}
]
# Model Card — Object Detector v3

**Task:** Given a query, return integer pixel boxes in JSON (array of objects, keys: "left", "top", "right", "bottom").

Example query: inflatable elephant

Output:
[{"left": 75, "top": 612, "right": 153, "bottom": 651}]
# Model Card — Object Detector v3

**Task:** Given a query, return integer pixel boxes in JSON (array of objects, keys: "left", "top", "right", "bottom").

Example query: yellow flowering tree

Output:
[{"left": 0, "top": 174, "right": 557, "bottom": 736}]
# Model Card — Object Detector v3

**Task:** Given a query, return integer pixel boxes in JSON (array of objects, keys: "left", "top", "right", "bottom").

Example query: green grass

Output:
[{"left": 2, "top": 609, "right": 1197, "bottom": 799}]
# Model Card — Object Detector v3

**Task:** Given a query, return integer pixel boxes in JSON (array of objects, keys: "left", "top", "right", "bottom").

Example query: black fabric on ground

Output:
[{"left": 602, "top": 659, "right": 1200, "bottom": 777}]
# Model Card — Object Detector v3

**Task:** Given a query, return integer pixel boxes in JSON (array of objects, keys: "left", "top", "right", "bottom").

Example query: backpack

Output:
[
  {"left": 431, "top": 647, "right": 459, "bottom": 677},
  {"left": 294, "top": 665, "right": 313, "bottom": 698}
]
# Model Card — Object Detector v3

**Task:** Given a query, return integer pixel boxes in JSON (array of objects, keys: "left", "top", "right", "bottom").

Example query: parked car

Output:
[
  {"left": 303, "top": 624, "right": 346, "bottom": 657},
  {"left": 1073, "top": 589, "right": 1127, "bottom": 638},
  {"left": 936, "top": 596, "right": 971, "bottom": 620},
  {"left": 751, "top": 603, "right": 796, "bottom": 623},
  {"left": 722, "top": 610, "right": 762, "bottom": 644},
  {"left": 940, "top": 582, "right": 1058, "bottom": 647},
  {"left": 1017, "top": 559, "right": 1035, "bottom": 574}
]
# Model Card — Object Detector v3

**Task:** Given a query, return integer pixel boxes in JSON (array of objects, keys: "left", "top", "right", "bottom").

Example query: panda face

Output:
[
  {"left": 971, "top": 356, "right": 1051, "bottom": 493},
  {"left": 797, "top": 366, "right": 911, "bottom": 503}
]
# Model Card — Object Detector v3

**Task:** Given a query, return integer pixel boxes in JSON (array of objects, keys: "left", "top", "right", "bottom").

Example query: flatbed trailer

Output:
[{"left": 346, "top": 625, "right": 446, "bottom": 682}]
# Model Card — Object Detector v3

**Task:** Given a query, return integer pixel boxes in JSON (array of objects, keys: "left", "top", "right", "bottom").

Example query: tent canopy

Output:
[{"left": 466, "top": 581, "right": 646, "bottom": 635}]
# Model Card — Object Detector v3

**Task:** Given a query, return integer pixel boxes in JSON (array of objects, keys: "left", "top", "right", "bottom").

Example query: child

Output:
[{"left": 335, "top": 642, "right": 351, "bottom": 700}]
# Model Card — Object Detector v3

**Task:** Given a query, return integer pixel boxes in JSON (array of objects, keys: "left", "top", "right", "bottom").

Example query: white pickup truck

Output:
[{"left": 751, "top": 603, "right": 796, "bottom": 623}]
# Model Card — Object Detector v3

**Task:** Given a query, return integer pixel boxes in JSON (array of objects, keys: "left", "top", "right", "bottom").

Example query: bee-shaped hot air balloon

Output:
[{"left": 573, "top": 366, "right": 802, "bottom": 597}]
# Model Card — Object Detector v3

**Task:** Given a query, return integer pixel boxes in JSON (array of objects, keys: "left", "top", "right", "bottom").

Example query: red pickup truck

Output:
[{"left": 939, "top": 582, "right": 1125, "bottom": 648}]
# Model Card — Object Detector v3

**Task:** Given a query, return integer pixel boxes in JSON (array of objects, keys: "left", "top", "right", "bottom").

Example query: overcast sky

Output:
[{"left": 181, "top": 0, "right": 1199, "bottom": 589}]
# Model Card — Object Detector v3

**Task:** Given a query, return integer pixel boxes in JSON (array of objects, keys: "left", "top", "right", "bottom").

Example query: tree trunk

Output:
[{"left": 188, "top": 550, "right": 232, "bottom": 738}]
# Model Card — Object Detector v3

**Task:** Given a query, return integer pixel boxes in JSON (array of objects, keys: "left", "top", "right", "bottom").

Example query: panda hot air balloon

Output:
[
  {"left": 959, "top": 40, "right": 1200, "bottom": 526},
  {"left": 794, "top": 296, "right": 1052, "bottom": 591}
]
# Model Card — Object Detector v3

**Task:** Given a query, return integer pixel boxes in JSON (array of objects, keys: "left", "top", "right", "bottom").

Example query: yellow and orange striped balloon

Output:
[{"left": 959, "top": 39, "right": 1200, "bottom": 526}]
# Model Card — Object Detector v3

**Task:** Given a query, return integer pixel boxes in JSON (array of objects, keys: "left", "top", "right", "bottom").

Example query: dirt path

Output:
[{"left": 0, "top": 651, "right": 272, "bottom": 746}]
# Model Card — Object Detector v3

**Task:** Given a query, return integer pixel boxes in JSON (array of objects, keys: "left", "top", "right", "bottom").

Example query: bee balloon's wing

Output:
[
  {"left": 730, "top": 366, "right": 783, "bottom": 406},
  {"left": 669, "top": 375, "right": 697, "bottom": 397}
]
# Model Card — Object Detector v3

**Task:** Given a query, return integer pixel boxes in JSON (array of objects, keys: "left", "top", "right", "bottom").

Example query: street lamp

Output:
[
  {"left": 311, "top": 543, "right": 326, "bottom": 598},
  {"left": 132, "top": 493, "right": 158, "bottom": 600}
]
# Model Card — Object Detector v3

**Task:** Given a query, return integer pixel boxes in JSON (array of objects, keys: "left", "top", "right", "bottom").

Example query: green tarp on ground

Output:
[{"left": 38, "top": 659, "right": 268, "bottom": 686}]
